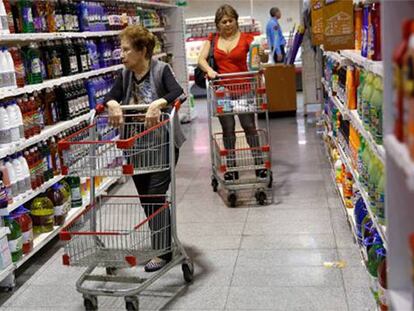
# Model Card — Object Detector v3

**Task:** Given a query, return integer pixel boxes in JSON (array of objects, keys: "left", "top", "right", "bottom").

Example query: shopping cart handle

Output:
[
  {"left": 174, "top": 94, "right": 187, "bottom": 110},
  {"left": 95, "top": 104, "right": 105, "bottom": 114}
]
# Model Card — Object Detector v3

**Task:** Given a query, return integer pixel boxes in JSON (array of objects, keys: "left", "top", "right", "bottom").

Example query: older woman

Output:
[
  {"left": 198, "top": 4, "right": 266, "bottom": 181},
  {"left": 105, "top": 25, "right": 185, "bottom": 272}
]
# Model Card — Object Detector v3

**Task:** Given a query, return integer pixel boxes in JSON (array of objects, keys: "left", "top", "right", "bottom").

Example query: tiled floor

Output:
[{"left": 0, "top": 100, "right": 376, "bottom": 310}]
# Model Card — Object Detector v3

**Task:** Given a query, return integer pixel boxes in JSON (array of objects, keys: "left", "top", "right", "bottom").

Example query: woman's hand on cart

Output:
[
  {"left": 207, "top": 69, "right": 218, "bottom": 80},
  {"left": 107, "top": 100, "right": 124, "bottom": 127},
  {"left": 145, "top": 98, "right": 166, "bottom": 128}
]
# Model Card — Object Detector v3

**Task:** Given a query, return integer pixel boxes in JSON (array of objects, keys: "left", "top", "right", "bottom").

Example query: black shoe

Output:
[
  {"left": 224, "top": 171, "right": 239, "bottom": 181},
  {"left": 256, "top": 169, "right": 268, "bottom": 179}
]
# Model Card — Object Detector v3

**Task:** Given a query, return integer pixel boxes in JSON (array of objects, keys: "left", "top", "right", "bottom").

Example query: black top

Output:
[{"left": 105, "top": 65, "right": 183, "bottom": 105}]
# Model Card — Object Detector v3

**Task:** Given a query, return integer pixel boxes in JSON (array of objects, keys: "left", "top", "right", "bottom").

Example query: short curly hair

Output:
[
  {"left": 120, "top": 25, "right": 156, "bottom": 59},
  {"left": 215, "top": 4, "right": 239, "bottom": 30}
]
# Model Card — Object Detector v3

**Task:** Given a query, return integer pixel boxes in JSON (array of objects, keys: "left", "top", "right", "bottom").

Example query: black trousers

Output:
[
  {"left": 218, "top": 114, "right": 263, "bottom": 167},
  {"left": 132, "top": 147, "right": 179, "bottom": 262},
  {"left": 273, "top": 45, "right": 286, "bottom": 63}
]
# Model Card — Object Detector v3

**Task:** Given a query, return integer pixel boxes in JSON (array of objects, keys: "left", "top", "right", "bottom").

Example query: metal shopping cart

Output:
[
  {"left": 58, "top": 97, "right": 193, "bottom": 311},
  {"left": 206, "top": 71, "right": 273, "bottom": 207}
]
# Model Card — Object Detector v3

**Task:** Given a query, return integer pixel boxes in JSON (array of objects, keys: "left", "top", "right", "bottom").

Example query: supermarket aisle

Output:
[{"left": 0, "top": 100, "right": 375, "bottom": 311}]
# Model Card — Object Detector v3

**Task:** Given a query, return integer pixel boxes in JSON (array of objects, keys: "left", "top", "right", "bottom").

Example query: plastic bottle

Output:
[
  {"left": 24, "top": 42, "right": 43, "bottom": 84},
  {"left": 13, "top": 100, "right": 24, "bottom": 140},
  {"left": 334, "top": 159, "right": 342, "bottom": 184},
  {"left": 0, "top": 161, "right": 11, "bottom": 203},
  {"left": 0, "top": 102, "right": 11, "bottom": 146},
  {"left": 370, "top": 2, "right": 381, "bottom": 61},
  {"left": 11, "top": 154, "right": 25, "bottom": 195},
  {"left": 361, "top": 73, "right": 374, "bottom": 130},
  {"left": 30, "top": 194, "right": 54, "bottom": 233},
  {"left": 24, "top": 149, "right": 36, "bottom": 189},
  {"left": 47, "top": 184, "right": 67, "bottom": 226},
  {"left": 54, "top": 0, "right": 64, "bottom": 32},
  {"left": 247, "top": 39, "right": 260, "bottom": 71},
  {"left": 361, "top": 5, "right": 370, "bottom": 58},
  {"left": 45, "top": 0, "right": 56, "bottom": 32},
  {"left": 3, "top": 0, "right": 14, "bottom": 33},
  {"left": 0, "top": 1, "right": 9, "bottom": 33},
  {"left": 19, "top": 0, "right": 34, "bottom": 33},
  {"left": 4, "top": 157, "right": 17, "bottom": 198},
  {"left": 12, "top": 206, "right": 33, "bottom": 255},
  {"left": 4, "top": 216, "right": 23, "bottom": 263},
  {"left": 4, "top": 48, "right": 16, "bottom": 87},
  {"left": 354, "top": 3, "right": 362, "bottom": 50},
  {"left": 6, "top": 102, "right": 20, "bottom": 143},
  {"left": 370, "top": 76, "right": 383, "bottom": 144},
  {"left": 49, "top": 137, "right": 60, "bottom": 175},
  {"left": 9, "top": 47, "right": 25, "bottom": 88},
  {"left": 0, "top": 48, "right": 11, "bottom": 88},
  {"left": 17, "top": 152, "right": 30, "bottom": 192},
  {"left": 0, "top": 171, "right": 8, "bottom": 212},
  {"left": 346, "top": 65, "right": 357, "bottom": 110},
  {"left": 67, "top": 176, "right": 82, "bottom": 207}
]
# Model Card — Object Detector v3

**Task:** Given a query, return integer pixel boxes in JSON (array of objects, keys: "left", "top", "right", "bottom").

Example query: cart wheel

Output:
[
  {"left": 211, "top": 177, "right": 218, "bottom": 192},
  {"left": 83, "top": 296, "right": 98, "bottom": 311},
  {"left": 256, "top": 191, "right": 267, "bottom": 205},
  {"left": 125, "top": 296, "right": 139, "bottom": 311},
  {"left": 228, "top": 192, "right": 237, "bottom": 208},
  {"left": 268, "top": 171, "right": 273, "bottom": 188},
  {"left": 106, "top": 267, "right": 117, "bottom": 275},
  {"left": 182, "top": 260, "right": 194, "bottom": 283}
]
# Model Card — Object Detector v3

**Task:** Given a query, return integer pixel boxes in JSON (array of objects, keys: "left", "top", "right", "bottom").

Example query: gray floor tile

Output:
[
  {"left": 243, "top": 221, "right": 333, "bottom": 235},
  {"left": 345, "top": 285, "right": 377, "bottom": 311},
  {"left": 335, "top": 230, "right": 358, "bottom": 249},
  {"left": 225, "top": 286, "right": 348, "bottom": 311},
  {"left": 236, "top": 249, "right": 338, "bottom": 267},
  {"left": 241, "top": 233, "right": 336, "bottom": 250},
  {"left": 231, "top": 265, "right": 343, "bottom": 287}
]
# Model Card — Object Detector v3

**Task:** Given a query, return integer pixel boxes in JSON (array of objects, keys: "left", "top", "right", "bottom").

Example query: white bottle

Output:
[
  {"left": 0, "top": 49, "right": 8, "bottom": 88},
  {"left": 13, "top": 101, "right": 24, "bottom": 140},
  {"left": 0, "top": 1, "right": 8, "bottom": 35},
  {"left": 0, "top": 103, "right": 11, "bottom": 146},
  {"left": 17, "top": 153, "right": 30, "bottom": 192},
  {"left": 6, "top": 102, "right": 20, "bottom": 143},
  {"left": 11, "top": 154, "right": 24, "bottom": 195},
  {"left": 4, "top": 157, "right": 17, "bottom": 198},
  {"left": 4, "top": 48, "right": 16, "bottom": 87}
]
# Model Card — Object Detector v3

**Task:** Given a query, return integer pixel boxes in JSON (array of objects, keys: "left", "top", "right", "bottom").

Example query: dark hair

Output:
[
  {"left": 120, "top": 25, "right": 156, "bottom": 59},
  {"left": 215, "top": 4, "right": 239, "bottom": 30},
  {"left": 270, "top": 7, "right": 280, "bottom": 17}
]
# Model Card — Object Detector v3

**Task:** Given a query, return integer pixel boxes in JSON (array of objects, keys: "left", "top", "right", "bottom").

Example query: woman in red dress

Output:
[{"left": 198, "top": 4, "right": 266, "bottom": 181}]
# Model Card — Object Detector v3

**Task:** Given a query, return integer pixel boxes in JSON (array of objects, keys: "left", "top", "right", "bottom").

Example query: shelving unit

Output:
[
  {"left": 321, "top": 79, "right": 385, "bottom": 164},
  {"left": 0, "top": 0, "right": 188, "bottom": 288},
  {"left": 14, "top": 176, "right": 119, "bottom": 269},
  {"left": 0, "top": 27, "right": 165, "bottom": 42}
]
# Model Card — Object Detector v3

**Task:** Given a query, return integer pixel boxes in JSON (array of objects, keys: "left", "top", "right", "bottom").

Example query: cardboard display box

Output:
[{"left": 263, "top": 64, "right": 297, "bottom": 113}]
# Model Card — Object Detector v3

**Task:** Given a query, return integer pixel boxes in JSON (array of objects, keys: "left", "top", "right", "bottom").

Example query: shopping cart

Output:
[
  {"left": 206, "top": 71, "right": 273, "bottom": 207},
  {"left": 58, "top": 97, "right": 193, "bottom": 311}
]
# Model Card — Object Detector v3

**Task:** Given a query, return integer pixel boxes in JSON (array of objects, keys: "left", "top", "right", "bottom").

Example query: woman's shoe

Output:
[
  {"left": 224, "top": 171, "right": 239, "bottom": 181},
  {"left": 144, "top": 257, "right": 167, "bottom": 272},
  {"left": 256, "top": 169, "right": 268, "bottom": 179}
]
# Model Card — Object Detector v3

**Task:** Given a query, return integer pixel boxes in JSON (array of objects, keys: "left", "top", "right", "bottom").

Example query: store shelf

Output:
[
  {"left": 131, "top": 0, "right": 177, "bottom": 8},
  {"left": 0, "top": 28, "right": 165, "bottom": 43},
  {"left": 0, "top": 65, "right": 124, "bottom": 100},
  {"left": 385, "top": 134, "right": 414, "bottom": 191},
  {"left": 0, "top": 111, "right": 94, "bottom": 160},
  {"left": 15, "top": 176, "right": 119, "bottom": 269},
  {"left": 0, "top": 263, "right": 14, "bottom": 285},
  {"left": 2, "top": 175, "right": 65, "bottom": 216},
  {"left": 340, "top": 50, "right": 383, "bottom": 77},
  {"left": 389, "top": 290, "right": 412, "bottom": 310},
  {"left": 333, "top": 133, "right": 388, "bottom": 248},
  {"left": 321, "top": 80, "right": 386, "bottom": 164}
]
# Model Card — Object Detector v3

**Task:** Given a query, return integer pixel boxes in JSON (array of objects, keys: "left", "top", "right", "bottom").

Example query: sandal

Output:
[{"left": 144, "top": 257, "right": 167, "bottom": 273}]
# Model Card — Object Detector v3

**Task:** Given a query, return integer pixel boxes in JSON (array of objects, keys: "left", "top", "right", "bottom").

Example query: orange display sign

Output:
[{"left": 311, "top": 0, "right": 324, "bottom": 45}]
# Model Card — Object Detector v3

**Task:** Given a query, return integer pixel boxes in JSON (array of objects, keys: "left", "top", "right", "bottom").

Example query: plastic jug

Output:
[
  {"left": 4, "top": 48, "right": 16, "bottom": 87},
  {"left": 4, "top": 216, "right": 23, "bottom": 263},
  {"left": 46, "top": 184, "right": 67, "bottom": 226},
  {"left": 248, "top": 40, "right": 260, "bottom": 71},
  {"left": 11, "top": 154, "right": 25, "bottom": 195},
  {"left": 5, "top": 157, "right": 18, "bottom": 198},
  {"left": 0, "top": 1, "right": 9, "bottom": 34},
  {"left": 31, "top": 194, "right": 54, "bottom": 233},
  {"left": 6, "top": 102, "right": 21, "bottom": 143},
  {"left": 9, "top": 47, "right": 25, "bottom": 88},
  {"left": 0, "top": 160, "right": 12, "bottom": 203},
  {"left": 12, "top": 206, "right": 33, "bottom": 255},
  {"left": 17, "top": 152, "right": 30, "bottom": 192},
  {"left": 0, "top": 102, "right": 11, "bottom": 146},
  {"left": 0, "top": 49, "right": 10, "bottom": 88}
]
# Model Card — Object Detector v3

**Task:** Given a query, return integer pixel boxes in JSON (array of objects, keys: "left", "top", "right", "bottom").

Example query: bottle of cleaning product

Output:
[
  {"left": 24, "top": 42, "right": 43, "bottom": 84},
  {"left": 9, "top": 47, "right": 25, "bottom": 88},
  {"left": 4, "top": 216, "right": 23, "bottom": 263},
  {"left": 4, "top": 48, "right": 16, "bottom": 87},
  {"left": 19, "top": 0, "right": 34, "bottom": 33},
  {"left": 17, "top": 152, "right": 30, "bottom": 192},
  {"left": 361, "top": 72, "right": 375, "bottom": 129},
  {"left": 11, "top": 154, "right": 24, "bottom": 195},
  {"left": 0, "top": 48, "right": 12, "bottom": 88},
  {"left": 247, "top": 38, "right": 260, "bottom": 71},
  {"left": 0, "top": 102, "right": 11, "bottom": 146},
  {"left": 13, "top": 99, "right": 24, "bottom": 139},
  {"left": 2, "top": 0, "right": 13, "bottom": 33},
  {"left": 370, "top": 2, "right": 381, "bottom": 61},
  {"left": 12, "top": 206, "right": 33, "bottom": 255},
  {"left": 370, "top": 76, "right": 383, "bottom": 144},
  {"left": 361, "top": 4, "right": 370, "bottom": 58},
  {"left": 6, "top": 102, "right": 20, "bottom": 143},
  {"left": 354, "top": 3, "right": 362, "bottom": 50},
  {"left": 30, "top": 194, "right": 54, "bottom": 233},
  {"left": 4, "top": 157, "right": 17, "bottom": 198}
]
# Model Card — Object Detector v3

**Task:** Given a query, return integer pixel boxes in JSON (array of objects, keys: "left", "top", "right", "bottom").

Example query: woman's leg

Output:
[
  {"left": 218, "top": 115, "right": 236, "bottom": 168},
  {"left": 238, "top": 114, "right": 264, "bottom": 167}
]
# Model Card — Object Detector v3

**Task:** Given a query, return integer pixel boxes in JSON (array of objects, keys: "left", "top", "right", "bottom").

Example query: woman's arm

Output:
[{"left": 197, "top": 40, "right": 217, "bottom": 79}]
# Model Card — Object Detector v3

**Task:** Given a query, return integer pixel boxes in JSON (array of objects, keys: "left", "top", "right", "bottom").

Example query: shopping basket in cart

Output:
[
  {"left": 207, "top": 71, "right": 273, "bottom": 207},
  {"left": 59, "top": 98, "right": 193, "bottom": 311}
]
